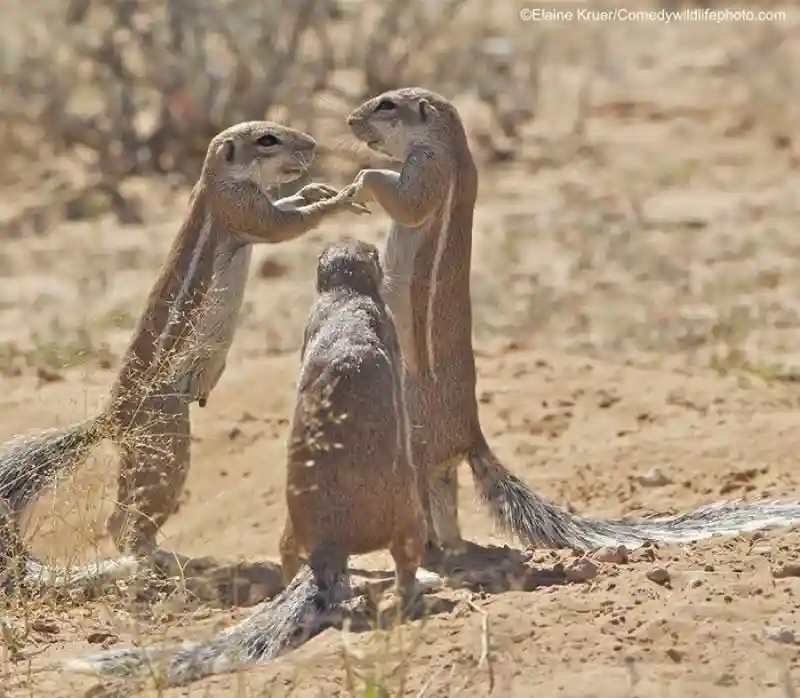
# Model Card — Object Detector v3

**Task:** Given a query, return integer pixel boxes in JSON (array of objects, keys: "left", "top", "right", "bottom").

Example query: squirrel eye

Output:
[
  {"left": 374, "top": 99, "right": 396, "bottom": 112},
  {"left": 256, "top": 134, "right": 280, "bottom": 147}
]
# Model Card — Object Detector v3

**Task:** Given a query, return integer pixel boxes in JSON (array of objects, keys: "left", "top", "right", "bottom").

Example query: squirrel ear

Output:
[
  {"left": 418, "top": 98, "right": 437, "bottom": 122},
  {"left": 221, "top": 138, "right": 235, "bottom": 163}
]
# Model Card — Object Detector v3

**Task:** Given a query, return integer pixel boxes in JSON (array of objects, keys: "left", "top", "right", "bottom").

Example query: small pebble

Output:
[
  {"left": 686, "top": 574, "right": 704, "bottom": 589},
  {"left": 593, "top": 545, "right": 629, "bottom": 564},
  {"left": 86, "top": 631, "right": 117, "bottom": 645},
  {"left": 772, "top": 563, "right": 800, "bottom": 579},
  {"left": 765, "top": 626, "right": 796, "bottom": 645},
  {"left": 630, "top": 547, "right": 657, "bottom": 563},
  {"left": 666, "top": 648, "right": 683, "bottom": 663},
  {"left": 646, "top": 566, "right": 671, "bottom": 586},
  {"left": 31, "top": 618, "right": 59, "bottom": 634},
  {"left": 635, "top": 467, "right": 672, "bottom": 487},
  {"left": 565, "top": 557, "right": 599, "bottom": 583}
]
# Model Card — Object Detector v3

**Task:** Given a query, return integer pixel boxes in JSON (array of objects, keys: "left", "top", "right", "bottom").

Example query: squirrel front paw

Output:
[
  {"left": 304, "top": 183, "right": 370, "bottom": 215},
  {"left": 296, "top": 183, "right": 339, "bottom": 204},
  {"left": 340, "top": 170, "right": 375, "bottom": 207}
]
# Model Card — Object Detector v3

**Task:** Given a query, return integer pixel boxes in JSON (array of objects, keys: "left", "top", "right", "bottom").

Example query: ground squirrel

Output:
[
  {"left": 343, "top": 86, "right": 800, "bottom": 552},
  {"left": 63, "top": 239, "right": 439, "bottom": 685},
  {"left": 0, "top": 121, "right": 366, "bottom": 591}
]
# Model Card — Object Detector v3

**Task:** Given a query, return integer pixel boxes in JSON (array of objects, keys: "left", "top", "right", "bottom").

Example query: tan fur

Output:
[
  {"left": 344, "top": 88, "right": 479, "bottom": 552},
  {"left": 342, "top": 88, "right": 800, "bottom": 555},
  {"left": 279, "top": 238, "right": 426, "bottom": 608},
  {"left": 0, "top": 122, "right": 366, "bottom": 585},
  {"left": 61, "top": 240, "right": 431, "bottom": 686},
  {"left": 103, "top": 121, "right": 365, "bottom": 554}
]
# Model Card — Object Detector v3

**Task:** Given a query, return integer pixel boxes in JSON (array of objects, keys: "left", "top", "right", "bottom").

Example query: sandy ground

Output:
[{"left": 2, "top": 14, "right": 800, "bottom": 698}]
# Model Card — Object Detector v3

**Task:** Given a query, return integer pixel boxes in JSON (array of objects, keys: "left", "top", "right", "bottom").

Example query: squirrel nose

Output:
[{"left": 346, "top": 114, "right": 358, "bottom": 126}]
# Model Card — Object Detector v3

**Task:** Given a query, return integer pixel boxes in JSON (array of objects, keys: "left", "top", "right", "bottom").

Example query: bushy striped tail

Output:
[
  {"left": 0, "top": 416, "right": 142, "bottom": 592},
  {"left": 10, "top": 555, "right": 142, "bottom": 592},
  {"left": 63, "top": 565, "right": 335, "bottom": 686},
  {"left": 0, "top": 417, "right": 104, "bottom": 518},
  {"left": 467, "top": 438, "right": 800, "bottom": 550}
]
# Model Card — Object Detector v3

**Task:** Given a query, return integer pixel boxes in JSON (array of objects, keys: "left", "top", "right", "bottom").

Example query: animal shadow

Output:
[
  {"left": 135, "top": 540, "right": 563, "bottom": 614},
  {"left": 137, "top": 548, "right": 286, "bottom": 609},
  {"left": 140, "top": 548, "right": 456, "bottom": 637},
  {"left": 427, "top": 541, "right": 569, "bottom": 593},
  {"left": 308, "top": 591, "right": 458, "bottom": 637},
  {"left": 137, "top": 548, "right": 461, "bottom": 622},
  {"left": 351, "top": 540, "right": 569, "bottom": 595}
]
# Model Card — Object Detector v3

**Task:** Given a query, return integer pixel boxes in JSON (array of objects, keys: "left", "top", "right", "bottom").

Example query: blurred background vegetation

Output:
[
  {"left": 0, "top": 0, "right": 785, "bottom": 230},
  {"left": 0, "top": 0, "right": 797, "bottom": 373}
]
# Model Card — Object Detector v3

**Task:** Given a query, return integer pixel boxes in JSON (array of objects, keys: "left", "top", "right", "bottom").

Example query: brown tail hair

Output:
[
  {"left": 466, "top": 437, "right": 800, "bottom": 550},
  {"left": 0, "top": 415, "right": 141, "bottom": 591},
  {"left": 62, "top": 564, "right": 345, "bottom": 685}
]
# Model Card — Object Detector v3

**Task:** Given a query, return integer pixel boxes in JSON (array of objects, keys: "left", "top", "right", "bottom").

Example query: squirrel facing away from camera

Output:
[{"left": 62, "top": 239, "right": 441, "bottom": 686}]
